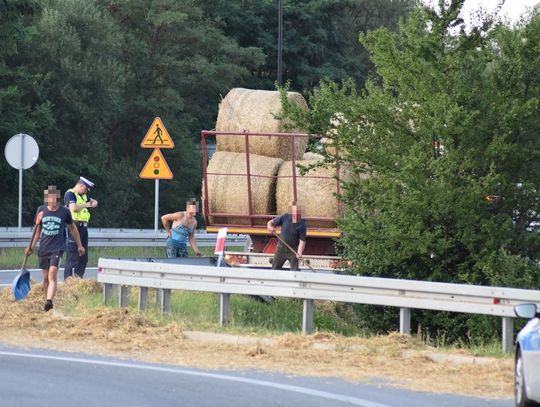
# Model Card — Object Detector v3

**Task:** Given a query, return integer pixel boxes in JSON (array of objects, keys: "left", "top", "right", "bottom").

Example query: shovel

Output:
[
  {"left": 12, "top": 226, "right": 39, "bottom": 301},
  {"left": 271, "top": 231, "right": 315, "bottom": 272}
]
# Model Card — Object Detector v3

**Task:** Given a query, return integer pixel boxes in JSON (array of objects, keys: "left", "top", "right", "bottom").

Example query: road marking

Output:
[{"left": 0, "top": 350, "right": 391, "bottom": 407}]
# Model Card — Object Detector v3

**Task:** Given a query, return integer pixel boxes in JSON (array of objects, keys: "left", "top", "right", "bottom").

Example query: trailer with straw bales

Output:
[{"left": 201, "top": 88, "right": 347, "bottom": 269}]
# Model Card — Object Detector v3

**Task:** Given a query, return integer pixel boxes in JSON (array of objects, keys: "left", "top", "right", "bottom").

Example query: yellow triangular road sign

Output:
[
  {"left": 140, "top": 117, "right": 174, "bottom": 148},
  {"left": 139, "top": 149, "right": 173, "bottom": 179}
]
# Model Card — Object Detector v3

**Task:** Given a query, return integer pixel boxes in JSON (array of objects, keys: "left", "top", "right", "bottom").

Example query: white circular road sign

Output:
[{"left": 4, "top": 133, "right": 39, "bottom": 170}]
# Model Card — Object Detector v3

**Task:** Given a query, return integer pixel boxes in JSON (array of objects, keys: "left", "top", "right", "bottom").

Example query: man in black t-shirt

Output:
[
  {"left": 25, "top": 185, "right": 85, "bottom": 312},
  {"left": 266, "top": 203, "right": 307, "bottom": 271}
]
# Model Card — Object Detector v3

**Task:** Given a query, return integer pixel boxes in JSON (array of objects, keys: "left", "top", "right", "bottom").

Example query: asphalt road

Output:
[
  {"left": 0, "top": 267, "right": 98, "bottom": 287},
  {"left": 0, "top": 345, "right": 512, "bottom": 407}
]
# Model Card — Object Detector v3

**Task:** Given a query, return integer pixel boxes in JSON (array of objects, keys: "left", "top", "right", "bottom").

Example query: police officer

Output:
[{"left": 64, "top": 176, "right": 98, "bottom": 278}]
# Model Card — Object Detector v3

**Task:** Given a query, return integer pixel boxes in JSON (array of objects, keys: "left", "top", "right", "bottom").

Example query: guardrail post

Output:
[
  {"left": 219, "top": 293, "right": 230, "bottom": 326},
  {"left": 502, "top": 317, "right": 514, "bottom": 353},
  {"left": 156, "top": 289, "right": 163, "bottom": 306},
  {"left": 119, "top": 285, "right": 130, "bottom": 307},
  {"left": 160, "top": 289, "right": 171, "bottom": 315},
  {"left": 103, "top": 283, "right": 114, "bottom": 304},
  {"left": 138, "top": 287, "right": 149, "bottom": 311},
  {"left": 400, "top": 307, "right": 411, "bottom": 335},
  {"left": 302, "top": 299, "right": 314, "bottom": 334}
]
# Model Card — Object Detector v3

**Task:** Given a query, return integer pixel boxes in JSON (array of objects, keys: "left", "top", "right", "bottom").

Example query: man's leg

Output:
[
  {"left": 272, "top": 245, "right": 288, "bottom": 270},
  {"left": 42, "top": 268, "right": 50, "bottom": 297},
  {"left": 166, "top": 245, "right": 179, "bottom": 258},
  {"left": 44, "top": 252, "right": 62, "bottom": 311},
  {"left": 74, "top": 225, "right": 88, "bottom": 278},
  {"left": 64, "top": 234, "right": 79, "bottom": 279},
  {"left": 39, "top": 253, "right": 50, "bottom": 295},
  {"left": 46, "top": 266, "right": 58, "bottom": 302},
  {"left": 288, "top": 252, "right": 299, "bottom": 271}
]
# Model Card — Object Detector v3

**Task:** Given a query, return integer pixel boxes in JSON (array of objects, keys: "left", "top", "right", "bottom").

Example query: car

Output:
[{"left": 514, "top": 303, "right": 540, "bottom": 407}]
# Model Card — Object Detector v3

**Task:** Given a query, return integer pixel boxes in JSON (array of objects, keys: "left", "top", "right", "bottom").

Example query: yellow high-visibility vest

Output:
[{"left": 67, "top": 188, "right": 91, "bottom": 222}]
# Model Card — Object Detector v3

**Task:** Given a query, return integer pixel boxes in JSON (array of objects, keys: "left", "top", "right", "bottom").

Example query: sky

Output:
[{"left": 424, "top": 0, "right": 539, "bottom": 25}]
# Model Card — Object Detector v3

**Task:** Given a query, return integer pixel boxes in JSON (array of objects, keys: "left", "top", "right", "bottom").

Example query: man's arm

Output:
[
  {"left": 66, "top": 191, "right": 91, "bottom": 212},
  {"left": 68, "top": 223, "right": 86, "bottom": 256},
  {"left": 25, "top": 224, "right": 42, "bottom": 256},
  {"left": 296, "top": 240, "right": 306, "bottom": 259},
  {"left": 161, "top": 212, "right": 182, "bottom": 238},
  {"left": 296, "top": 221, "right": 307, "bottom": 259},
  {"left": 267, "top": 215, "right": 282, "bottom": 233},
  {"left": 188, "top": 223, "right": 202, "bottom": 256}
]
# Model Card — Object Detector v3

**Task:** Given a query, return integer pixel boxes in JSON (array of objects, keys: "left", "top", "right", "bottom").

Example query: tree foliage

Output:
[
  {"left": 0, "top": 0, "right": 413, "bottom": 227},
  {"left": 282, "top": 1, "right": 540, "bottom": 291},
  {"left": 200, "top": 0, "right": 414, "bottom": 91}
]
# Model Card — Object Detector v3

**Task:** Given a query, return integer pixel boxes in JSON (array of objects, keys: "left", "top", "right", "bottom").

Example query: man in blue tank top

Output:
[{"left": 161, "top": 200, "right": 202, "bottom": 257}]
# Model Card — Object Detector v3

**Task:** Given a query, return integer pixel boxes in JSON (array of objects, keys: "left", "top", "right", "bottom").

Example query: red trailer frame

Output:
[{"left": 201, "top": 130, "right": 342, "bottom": 255}]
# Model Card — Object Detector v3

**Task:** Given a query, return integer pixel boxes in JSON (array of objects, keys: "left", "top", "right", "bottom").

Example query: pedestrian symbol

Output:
[
  {"left": 139, "top": 149, "right": 173, "bottom": 179},
  {"left": 140, "top": 117, "right": 174, "bottom": 148}
]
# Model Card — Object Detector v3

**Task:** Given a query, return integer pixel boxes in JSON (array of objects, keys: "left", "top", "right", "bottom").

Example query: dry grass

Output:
[
  {"left": 0, "top": 280, "right": 513, "bottom": 399},
  {"left": 216, "top": 88, "right": 308, "bottom": 160}
]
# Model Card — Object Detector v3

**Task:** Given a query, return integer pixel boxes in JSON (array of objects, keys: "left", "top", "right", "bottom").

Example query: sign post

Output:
[
  {"left": 4, "top": 134, "right": 40, "bottom": 230},
  {"left": 214, "top": 227, "right": 228, "bottom": 267},
  {"left": 139, "top": 118, "right": 174, "bottom": 233}
]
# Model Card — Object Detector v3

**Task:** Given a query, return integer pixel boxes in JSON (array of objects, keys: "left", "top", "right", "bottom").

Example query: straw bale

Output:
[
  {"left": 216, "top": 88, "right": 308, "bottom": 160},
  {"left": 205, "top": 151, "right": 283, "bottom": 225},
  {"left": 302, "top": 152, "right": 325, "bottom": 161},
  {"left": 276, "top": 160, "right": 351, "bottom": 229}
]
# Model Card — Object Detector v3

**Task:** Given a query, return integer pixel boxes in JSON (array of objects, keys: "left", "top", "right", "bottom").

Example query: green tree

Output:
[
  {"left": 200, "top": 0, "right": 415, "bottom": 91},
  {"left": 281, "top": 1, "right": 540, "bottom": 339},
  {"left": 2, "top": 0, "right": 266, "bottom": 228},
  {"left": 3, "top": 0, "right": 130, "bottom": 226},
  {"left": 93, "top": 0, "right": 265, "bottom": 227},
  {"left": 0, "top": 0, "right": 54, "bottom": 225}
]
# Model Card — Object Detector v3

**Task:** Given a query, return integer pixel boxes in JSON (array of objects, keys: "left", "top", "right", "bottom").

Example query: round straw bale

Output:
[
  {"left": 276, "top": 160, "right": 351, "bottom": 229},
  {"left": 205, "top": 151, "right": 283, "bottom": 225},
  {"left": 216, "top": 88, "right": 308, "bottom": 160},
  {"left": 302, "top": 151, "right": 325, "bottom": 161}
]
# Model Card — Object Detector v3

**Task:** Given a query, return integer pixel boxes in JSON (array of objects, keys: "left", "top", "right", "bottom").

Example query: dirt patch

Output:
[{"left": 0, "top": 280, "right": 513, "bottom": 399}]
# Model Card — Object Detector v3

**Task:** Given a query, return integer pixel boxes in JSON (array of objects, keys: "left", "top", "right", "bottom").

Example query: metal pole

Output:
[
  {"left": 154, "top": 179, "right": 159, "bottom": 232},
  {"left": 502, "top": 317, "right": 514, "bottom": 353},
  {"left": 302, "top": 299, "right": 314, "bottom": 334},
  {"left": 400, "top": 307, "right": 411, "bottom": 335},
  {"left": 277, "top": 0, "right": 283, "bottom": 86},
  {"left": 18, "top": 134, "right": 25, "bottom": 231},
  {"left": 219, "top": 293, "right": 230, "bottom": 326}
]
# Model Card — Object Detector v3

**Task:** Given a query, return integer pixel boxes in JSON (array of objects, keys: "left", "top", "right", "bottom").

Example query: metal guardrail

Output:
[
  {"left": 0, "top": 228, "right": 247, "bottom": 248},
  {"left": 97, "top": 258, "right": 540, "bottom": 353}
]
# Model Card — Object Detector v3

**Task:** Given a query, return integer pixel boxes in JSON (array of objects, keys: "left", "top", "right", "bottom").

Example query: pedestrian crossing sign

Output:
[
  {"left": 140, "top": 117, "right": 174, "bottom": 148},
  {"left": 139, "top": 148, "right": 173, "bottom": 179}
]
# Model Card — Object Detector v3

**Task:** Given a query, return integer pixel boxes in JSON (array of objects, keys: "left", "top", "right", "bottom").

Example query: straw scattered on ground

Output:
[{"left": 0, "top": 280, "right": 513, "bottom": 399}]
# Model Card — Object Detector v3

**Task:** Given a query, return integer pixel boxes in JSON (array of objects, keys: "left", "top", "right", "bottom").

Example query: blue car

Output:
[{"left": 515, "top": 303, "right": 540, "bottom": 407}]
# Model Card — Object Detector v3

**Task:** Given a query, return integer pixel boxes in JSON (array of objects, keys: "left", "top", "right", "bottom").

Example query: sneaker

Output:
[{"left": 44, "top": 300, "right": 53, "bottom": 312}]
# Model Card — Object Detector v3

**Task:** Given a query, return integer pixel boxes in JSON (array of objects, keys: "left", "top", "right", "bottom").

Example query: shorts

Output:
[
  {"left": 166, "top": 240, "right": 188, "bottom": 258},
  {"left": 38, "top": 251, "right": 64, "bottom": 270}
]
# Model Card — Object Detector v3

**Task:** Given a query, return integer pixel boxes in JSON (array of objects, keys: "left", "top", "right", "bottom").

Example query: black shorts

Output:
[{"left": 38, "top": 251, "right": 64, "bottom": 270}]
